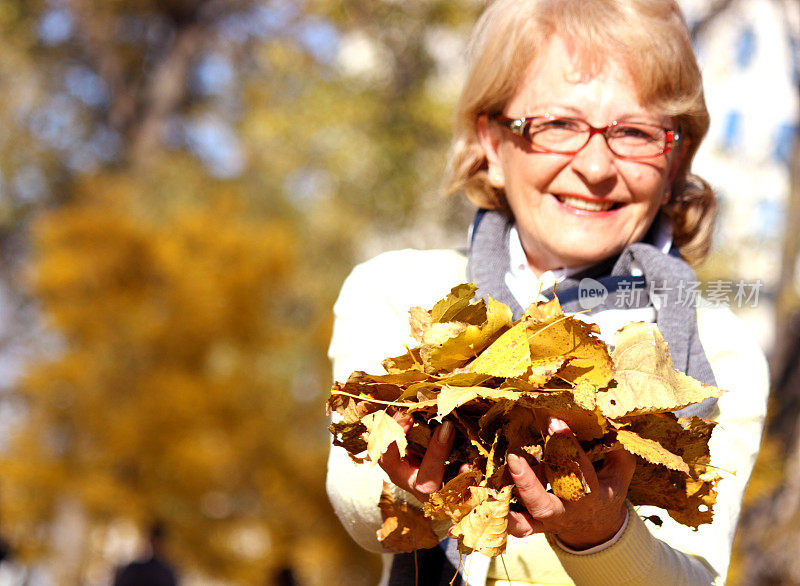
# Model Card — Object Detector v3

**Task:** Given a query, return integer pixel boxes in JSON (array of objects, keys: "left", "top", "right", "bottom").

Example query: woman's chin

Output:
[{"left": 552, "top": 242, "right": 628, "bottom": 268}]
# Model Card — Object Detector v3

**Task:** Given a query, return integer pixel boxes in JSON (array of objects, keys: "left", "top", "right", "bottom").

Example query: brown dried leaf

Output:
[
  {"left": 669, "top": 471, "right": 720, "bottom": 529},
  {"left": 378, "top": 484, "right": 440, "bottom": 552},
  {"left": 506, "top": 391, "right": 607, "bottom": 441},
  {"left": 628, "top": 461, "right": 688, "bottom": 510},
  {"left": 451, "top": 485, "right": 513, "bottom": 556},
  {"left": 337, "top": 378, "right": 405, "bottom": 404},
  {"left": 501, "top": 404, "right": 542, "bottom": 453},
  {"left": 326, "top": 385, "right": 376, "bottom": 421},
  {"left": 406, "top": 421, "right": 432, "bottom": 456},
  {"left": 347, "top": 370, "right": 433, "bottom": 386},
  {"left": 328, "top": 420, "right": 367, "bottom": 462},
  {"left": 615, "top": 413, "right": 716, "bottom": 476},
  {"left": 543, "top": 432, "right": 589, "bottom": 501}
]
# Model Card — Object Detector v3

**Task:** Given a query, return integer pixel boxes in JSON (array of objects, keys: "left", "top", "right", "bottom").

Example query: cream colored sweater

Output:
[{"left": 326, "top": 249, "right": 768, "bottom": 586}]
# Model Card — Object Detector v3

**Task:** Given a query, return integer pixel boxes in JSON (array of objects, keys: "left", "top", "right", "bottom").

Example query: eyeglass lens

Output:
[{"left": 527, "top": 119, "right": 669, "bottom": 158}]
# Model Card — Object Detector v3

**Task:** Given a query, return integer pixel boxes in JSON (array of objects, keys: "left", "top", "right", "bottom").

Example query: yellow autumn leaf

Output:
[
  {"left": 527, "top": 355, "right": 569, "bottom": 387},
  {"left": 382, "top": 346, "right": 424, "bottom": 373},
  {"left": 430, "top": 283, "right": 482, "bottom": 324},
  {"left": 469, "top": 320, "right": 531, "bottom": 378},
  {"left": 436, "top": 385, "right": 521, "bottom": 421},
  {"left": 419, "top": 320, "right": 470, "bottom": 349},
  {"left": 570, "top": 380, "right": 599, "bottom": 411},
  {"left": 597, "top": 322, "right": 723, "bottom": 418},
  {"left": 361, "top": 411, "right": 408, "bottom": 463},
  {"left": 523, "top": 295, "right": 563, "bottom": 321},
  {"left": 423, "top": 297, "right": 513, "bottom": 372},
  {"left": 450, "top": 485, "right": 513, "bottom": 556},
  {"left": 526, "top": 314, "right": 614, "bottom": 387},
  {"left": 615, "top": 429, "right": 689, "bottom": 473}
]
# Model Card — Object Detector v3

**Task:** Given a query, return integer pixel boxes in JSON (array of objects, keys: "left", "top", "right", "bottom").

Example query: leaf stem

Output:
[{"left": 329, "top": 390, "right": 411, "bottom": 407}]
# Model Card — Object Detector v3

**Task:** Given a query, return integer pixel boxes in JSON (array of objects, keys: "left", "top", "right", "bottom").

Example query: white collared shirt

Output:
[{"left": 504, "top": 221, "right": 674, "bottom": 344}]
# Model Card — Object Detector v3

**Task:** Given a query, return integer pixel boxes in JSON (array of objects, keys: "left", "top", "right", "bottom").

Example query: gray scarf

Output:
[
  {"left": 466, "top": 209, "right": 717, "bottom": 412},
  {"left": 389, "top": 210, "right": 717, "bottom": 585}
]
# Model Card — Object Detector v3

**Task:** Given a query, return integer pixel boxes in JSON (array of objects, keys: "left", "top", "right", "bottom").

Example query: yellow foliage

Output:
[{"left": 0, "top": 182, "right": 351, "bottom": 582}]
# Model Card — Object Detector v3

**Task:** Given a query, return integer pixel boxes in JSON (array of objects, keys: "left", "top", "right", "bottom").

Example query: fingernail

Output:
[
  {"left": 548, "top": 417, "right": 569, "bottom": 435},
  {"left": 437, "top": 420, "right": 454, "bottom": 443},
  {"left": 507, "top": 453, "right": 522, "bottom": 476}
]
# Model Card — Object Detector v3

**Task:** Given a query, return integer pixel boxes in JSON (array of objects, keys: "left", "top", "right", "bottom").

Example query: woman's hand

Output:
[
  {"left": 507, "top": 417, "right": 637, "bottom": 550},
  {"left": 378, "top": 416, "right": 456, "bottom": 502}
]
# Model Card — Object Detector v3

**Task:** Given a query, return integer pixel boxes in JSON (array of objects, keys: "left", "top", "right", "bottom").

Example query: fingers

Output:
[
  {"left": 507, "top": 453, "right": 564, "bottom": 521},
  {"left": 507, "top": 510, "right": 545, "bottom": 538},
  {"left": 378, "top": 419, "right": 455, "bottom": 501},
  {"left": 378, "top": 410, "right": 418, "bottom": 488},
  {"left": 548, "top": 417, "right": 601, "bottom": 495},
  {"left": 379, "top": 441, "right": 420, "bottom": 492},
  {"left": 392, "top": 411, "right": 414, "bottom": 432},
  {"left": 597, "top": 448, "right": 637, "bottom": 495},
  {"left": 414, "top": 421, "right": 455, "bottom": 494}
]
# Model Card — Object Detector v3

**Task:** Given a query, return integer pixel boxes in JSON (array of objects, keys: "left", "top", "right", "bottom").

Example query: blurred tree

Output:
[
  {"left": 685, "top": 1, "right": 800, "bottom": 584},
  {"left": 0, "top": 0, "right": 481, "bottom": 584}
]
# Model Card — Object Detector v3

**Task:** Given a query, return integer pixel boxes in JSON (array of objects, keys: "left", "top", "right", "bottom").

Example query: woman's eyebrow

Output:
[{"left": 521, "top": 104, "right": 583, "bottom": 116}]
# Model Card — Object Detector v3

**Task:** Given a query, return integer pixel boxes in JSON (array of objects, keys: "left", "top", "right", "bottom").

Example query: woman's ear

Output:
[{"left": 477, "top": 114, "right": 505, "bottom": 188}]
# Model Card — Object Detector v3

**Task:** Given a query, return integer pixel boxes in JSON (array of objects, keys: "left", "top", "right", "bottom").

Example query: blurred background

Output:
[{"left": 0, "top": 0, "right": 797, "bottom": 584}]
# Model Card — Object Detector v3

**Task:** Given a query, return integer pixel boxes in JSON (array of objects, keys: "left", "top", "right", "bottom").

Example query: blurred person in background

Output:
[
  {"left": 326, "top": 0, "right": 768, "bottom": 584},
  {"left": 112, "top": 523, "right": 178, "bottom": 586}
]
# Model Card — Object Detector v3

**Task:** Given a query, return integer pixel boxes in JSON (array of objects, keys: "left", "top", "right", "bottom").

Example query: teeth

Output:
[{"left": 558, "top": 195, "right": 614, "bottom": 211}]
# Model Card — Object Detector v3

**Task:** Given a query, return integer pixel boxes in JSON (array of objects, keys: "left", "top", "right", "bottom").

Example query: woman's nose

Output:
[{"left": 569, "top": 133, "right": 617, "bottom": 185}]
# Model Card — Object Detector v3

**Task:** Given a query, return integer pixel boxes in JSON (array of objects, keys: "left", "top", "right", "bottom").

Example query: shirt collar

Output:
[{"left": 505, "top": 217, "right": 674, "bottom": 308}]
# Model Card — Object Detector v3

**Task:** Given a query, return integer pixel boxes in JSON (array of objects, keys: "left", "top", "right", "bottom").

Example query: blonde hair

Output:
[{"left": 444, "top": 0, "right": 716, "bottom": 265}]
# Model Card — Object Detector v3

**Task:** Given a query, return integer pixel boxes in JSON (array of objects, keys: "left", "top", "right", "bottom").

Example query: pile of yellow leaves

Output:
[{"left": 326, "top": 284, "right": 724, "bottom": 556}]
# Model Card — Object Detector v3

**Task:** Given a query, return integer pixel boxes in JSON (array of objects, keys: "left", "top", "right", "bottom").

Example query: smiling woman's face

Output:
[{"left": 478, "top": 35, "right": 682, "bottom": 276}]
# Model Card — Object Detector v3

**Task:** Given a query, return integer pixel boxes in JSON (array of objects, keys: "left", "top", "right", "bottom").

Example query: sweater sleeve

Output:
[
  {"left": 551, "top": 305, "right": 769, "bottom": 585},
  {"left": 550, "top": 501, "right": 716, "bottom": 585},
  {"left": 325, "top": 249, "right": 469, "bottom": 553}
]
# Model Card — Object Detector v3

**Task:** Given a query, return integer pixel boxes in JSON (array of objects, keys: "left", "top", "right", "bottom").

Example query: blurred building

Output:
[{"left": 679, "top": 0, "right": 799, "bottom": 351}]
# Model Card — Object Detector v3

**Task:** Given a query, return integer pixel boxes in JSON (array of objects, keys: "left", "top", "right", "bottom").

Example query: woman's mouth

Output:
[{"left": 555, "top": 194, "right": 620, "bottom": 212}]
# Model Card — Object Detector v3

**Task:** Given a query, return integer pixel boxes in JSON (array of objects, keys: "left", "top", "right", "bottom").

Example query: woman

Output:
[{"left": 326, "top": 1, "right": 768, "bottom": 584}]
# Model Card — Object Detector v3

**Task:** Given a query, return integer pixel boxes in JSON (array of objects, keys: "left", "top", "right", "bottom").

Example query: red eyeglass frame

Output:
[{"left": 494, "top": 114, "right": 680, "bottom": 160}]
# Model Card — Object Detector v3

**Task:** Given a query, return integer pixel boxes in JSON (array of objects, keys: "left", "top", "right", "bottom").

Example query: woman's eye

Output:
[
  {"left": 615, "top": 125, "right": 659, "bottom": 140},
  {"left": 533, "top": 118, "right": 579, "bottom": 132}
]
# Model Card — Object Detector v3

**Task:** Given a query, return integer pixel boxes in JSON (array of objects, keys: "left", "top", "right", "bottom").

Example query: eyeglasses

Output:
[{"left": 494, "top": 114, "right": 679, "bottom": 160}]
